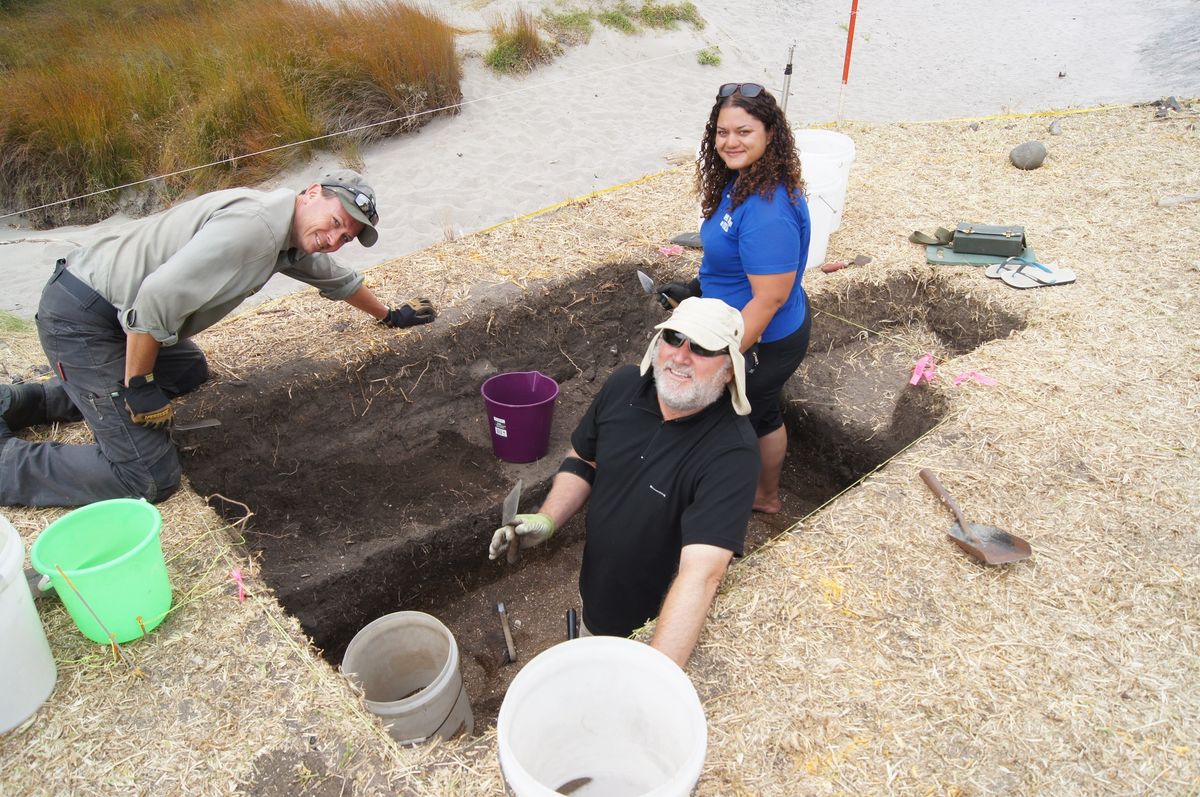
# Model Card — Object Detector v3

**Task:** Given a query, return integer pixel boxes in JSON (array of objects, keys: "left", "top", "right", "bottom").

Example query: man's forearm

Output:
[
  {"left": 650, "top": 544, "right": 731, "bottom": 667},
  {"left": 537, "top": 449, "right": 594, "bottom": 529},
  {"left": 343, "top": 284, "right": 388, "bottom": 321},
  {"left": 125, "top": 331, "right": 162, "bottom": 384}
]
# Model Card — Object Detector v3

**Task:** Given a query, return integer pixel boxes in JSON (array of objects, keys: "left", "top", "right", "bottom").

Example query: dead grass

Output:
[
  {"left": 1, "top": 103, "right": 1199, "bottom": 795},
  {"left": 0, "top": 0, "right": 460, "bottom": 228}
]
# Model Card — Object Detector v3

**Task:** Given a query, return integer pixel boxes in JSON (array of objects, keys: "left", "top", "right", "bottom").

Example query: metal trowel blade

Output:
[{"left": 636, "top": 269, "right": 655, "bottom": 294}]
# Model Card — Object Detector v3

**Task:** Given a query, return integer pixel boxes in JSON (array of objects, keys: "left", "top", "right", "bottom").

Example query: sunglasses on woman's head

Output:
[
  {"left": 661, "top": 328, "right": 727, "bottom": 358},
  {"left": 717, "top": 82, "right": 765, "bottom": 99}
]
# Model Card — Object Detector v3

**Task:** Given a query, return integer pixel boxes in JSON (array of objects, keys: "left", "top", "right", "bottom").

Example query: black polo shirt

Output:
[{"left": 572, "top": 365, "right": 759, "bottom": 637}]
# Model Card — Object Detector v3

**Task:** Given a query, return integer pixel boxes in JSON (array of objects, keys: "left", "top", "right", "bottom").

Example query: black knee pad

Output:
[{"left": 0, "top": 382, "right": 48, "bottom": 429}]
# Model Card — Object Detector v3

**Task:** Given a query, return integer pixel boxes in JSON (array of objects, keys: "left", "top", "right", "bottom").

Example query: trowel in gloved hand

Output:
[
  {"left": 500, "top": 479, "right": 523, "bottom": 564},
  {"left": 637, "top": 269, "right": 681, "bottom": 310}
]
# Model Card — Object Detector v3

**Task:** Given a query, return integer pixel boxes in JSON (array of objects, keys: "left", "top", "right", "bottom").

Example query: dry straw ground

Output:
[{"left": 1, "top": 103, "right": 1198, "bottom": 795}]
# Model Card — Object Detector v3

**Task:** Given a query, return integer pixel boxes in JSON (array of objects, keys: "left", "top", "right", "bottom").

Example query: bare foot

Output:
[{"left": 752, "top": 497, "right": 782, "bottom": 514}]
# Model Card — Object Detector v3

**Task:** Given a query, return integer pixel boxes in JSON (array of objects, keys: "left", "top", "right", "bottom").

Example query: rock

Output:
[
  {"left": 1049, "top": 120, "right": 1063, "bottom": 136},
  {"left": 1010, "top": 140, "right": 1047, "bottom": 170},
  {"left": 670, "top": 231, "right": 703, "bottom": 249},
  {"left": 968, "top": 121, "right": 980, "bottom": 131},
  {"left": 1165, "top": 96, "right": 1184, "bottom": 112}
]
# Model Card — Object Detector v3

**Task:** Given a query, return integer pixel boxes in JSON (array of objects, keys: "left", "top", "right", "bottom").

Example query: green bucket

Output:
[{"left": 30, "top": 499, "right": 171, "bottom": 644}]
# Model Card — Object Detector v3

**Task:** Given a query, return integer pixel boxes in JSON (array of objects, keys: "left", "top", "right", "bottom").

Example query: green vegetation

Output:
[
  {"left": 635, "top": 1, "right": 703, "bottom": 30},
  {"left": 696, "top": 45, "right": 721, "bottom": 66},
  {"left": 543, "top": 8, "right": 595, "bottom": 45},
  {"left": 570, "top": 1, "right": 704, "bottom": 37},
  {"left": 484, "top": 8, "right": 560, "bottom": 73},
  {"left": 0, "top": 0, "right": 461, "bottom": 227},
  {"left": 0, "top": 311, "right": 32, "bottom": 335},
  {"left": 597, "top": 8, "right": 637, "bottom": 33}
]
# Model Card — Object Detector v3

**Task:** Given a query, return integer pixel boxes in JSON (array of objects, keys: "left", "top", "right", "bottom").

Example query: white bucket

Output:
[
  {"left": 497, "top": 636, "right": 707, "bottom": 796},
  {"left": 804, "top": 164, "right": 841, "bottom": 268},
  {"left": 796, "top": 129, "right": 856, "bottom": 231},
  {"left": 0, "top": 515, "right": 57, "bottom": 734},
  {"left": 341, "top": 611, "right": 473, "bottom": 745}
]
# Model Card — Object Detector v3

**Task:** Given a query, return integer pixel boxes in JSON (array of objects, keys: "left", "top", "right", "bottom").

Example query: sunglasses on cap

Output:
[
  {"left": 662, "top": 328, "right": 727, "bottom": 358},
  {"left": 717, "top": 82, "right": 765, "bottom": 99},
  {"left": 322, "top": 184, "right": 378, "bottom": 225}
]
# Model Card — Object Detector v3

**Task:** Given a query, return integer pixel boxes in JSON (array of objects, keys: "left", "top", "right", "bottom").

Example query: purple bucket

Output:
[{"left": 481, "top": 371, "right": 560, "bottom": 463}]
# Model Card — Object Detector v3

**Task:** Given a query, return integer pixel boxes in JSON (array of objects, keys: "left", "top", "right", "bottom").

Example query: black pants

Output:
[
  {"left": 0, "top": 262, "right": 207, "bottom": 506},
  {"left": 745, "top": 305, "right": 812, "bottom": 437}
]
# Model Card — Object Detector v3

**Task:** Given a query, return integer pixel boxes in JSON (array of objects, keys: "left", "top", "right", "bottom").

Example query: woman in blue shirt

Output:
[{"left": 693, "top": 82, "right": 812, "bottom": 514}]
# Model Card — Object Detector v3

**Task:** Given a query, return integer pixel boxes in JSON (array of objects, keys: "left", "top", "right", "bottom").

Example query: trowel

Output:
[
  {"left": 636, "top": 269, "right": 656, "bottom": 296},
  {"left": 500, "top": 479, "right": 523, "bottom": 564}
]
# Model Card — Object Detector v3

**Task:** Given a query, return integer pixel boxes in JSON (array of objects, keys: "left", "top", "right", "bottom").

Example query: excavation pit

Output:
[{"left": 182, "top": 266, "right": 1025, "bottom": 728}]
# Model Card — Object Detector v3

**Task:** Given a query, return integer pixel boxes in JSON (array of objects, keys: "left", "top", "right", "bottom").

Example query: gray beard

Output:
[{"left": 653, "top": 356, "right": 731, "bottom": 414}]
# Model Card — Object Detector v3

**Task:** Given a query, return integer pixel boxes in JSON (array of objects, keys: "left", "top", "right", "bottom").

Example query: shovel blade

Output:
[{"left": 948, "top": 522, "right": 1032, "bottom": 565}]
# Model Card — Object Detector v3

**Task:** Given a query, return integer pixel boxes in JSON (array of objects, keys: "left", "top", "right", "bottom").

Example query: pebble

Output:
[
  {"left": 1049, "top": 120, "right": 1063, "bottom": 136},
  {"left": 1010, "top": 140, "right": 1047, "bottom": 170}
]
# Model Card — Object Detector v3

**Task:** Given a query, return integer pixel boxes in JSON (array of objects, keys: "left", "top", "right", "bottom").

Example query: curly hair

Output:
[{"left": 694, "top": 86, "right": 804, "bottom": 219}]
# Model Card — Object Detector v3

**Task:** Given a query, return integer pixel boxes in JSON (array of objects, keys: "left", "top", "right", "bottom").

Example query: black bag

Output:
[{"left": 951, "top": 223, "right": 1026, "bottom": 256}]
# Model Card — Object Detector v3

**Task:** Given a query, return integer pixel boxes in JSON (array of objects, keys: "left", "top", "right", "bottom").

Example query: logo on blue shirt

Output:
[{"left": 720, "top": 213, "right": 733, "bottom": 233}]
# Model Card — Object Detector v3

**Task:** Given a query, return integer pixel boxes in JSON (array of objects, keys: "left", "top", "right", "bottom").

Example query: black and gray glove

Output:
[
  {"left": 654, "top": 277, "right": 702, "bottom": 310},
  {"left": 381, "top": 298, "right": 436, "bottom": 328},
  {"left": 125, "top": 373, "right": 173, "bottom": 427}
]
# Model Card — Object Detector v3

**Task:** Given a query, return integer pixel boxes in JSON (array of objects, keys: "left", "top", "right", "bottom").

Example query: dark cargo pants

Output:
[{"left": 0, "top": 262, "right": 208, "bottom": 507}]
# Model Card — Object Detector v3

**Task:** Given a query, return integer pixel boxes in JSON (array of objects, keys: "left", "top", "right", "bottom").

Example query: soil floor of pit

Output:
[{"left": 183, "top": 269, "right": 1015, "bottom": 731}]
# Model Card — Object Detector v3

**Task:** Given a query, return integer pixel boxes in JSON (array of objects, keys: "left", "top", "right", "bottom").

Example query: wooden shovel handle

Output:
[{"left": 919, "top": 468, "right": 971, "bottom": 533}]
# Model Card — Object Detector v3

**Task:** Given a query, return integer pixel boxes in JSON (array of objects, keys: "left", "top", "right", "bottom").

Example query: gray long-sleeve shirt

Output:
[{"left": 65, "top": 187, "right": 364, "bottom": 345}]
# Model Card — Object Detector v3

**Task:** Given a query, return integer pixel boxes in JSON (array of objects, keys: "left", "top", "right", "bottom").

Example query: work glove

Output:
[
  {"left": 381, "top": 298, "right": 436, "bottom": 328},
  {"left": 654, "top": 277, "right": 702, "bottom": 310},
  {"left": 124, "top": 373, "right": 174, "bottom": 428},
  {"left": 488, "top": 513, "right": 556, "bottom": 563}
]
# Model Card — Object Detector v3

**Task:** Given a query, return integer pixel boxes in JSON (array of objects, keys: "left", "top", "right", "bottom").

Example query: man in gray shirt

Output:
[{"left": 0, "top": 169, "right": 434, "bottom": 507}]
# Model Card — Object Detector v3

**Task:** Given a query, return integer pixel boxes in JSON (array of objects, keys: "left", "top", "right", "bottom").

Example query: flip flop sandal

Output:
[
  {"left": 984, "top": 257, "right": 1026, "bottom": 279},
  {"left": 999, "top": 259, "right": 1077, "bottom": 289}
]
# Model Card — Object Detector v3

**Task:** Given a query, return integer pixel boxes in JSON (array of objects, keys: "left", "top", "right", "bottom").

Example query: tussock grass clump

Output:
[
  {"left": 595, "top": 1, "right": 703, "bottom": 34},
  {"left": 484, "top": 8, "right": 560, "bottom": 73},
  {"left": 697, "top": 44, "right": 721, "bottom": 65},
  {"left": 0, "top": 0, "right": 461, "bottom": 227},
  {"left": 635, "top": 0, "right": 704, "bottom": 29},
  {"left": 543, "top": 8, "right": 595, "bottom": 45}
]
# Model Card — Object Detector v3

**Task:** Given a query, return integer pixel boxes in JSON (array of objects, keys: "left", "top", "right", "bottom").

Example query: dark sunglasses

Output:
[
  {"left": 662, "top": 328, "right": 727, "bottom": 358},
  {"left": 322, "top": 184, "right": 378, "bottom": 225},
  {"left": 717, "top": 82, "right": 765, "bottom": 99}
]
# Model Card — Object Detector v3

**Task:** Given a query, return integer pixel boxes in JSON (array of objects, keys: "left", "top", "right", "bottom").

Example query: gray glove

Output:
[{"left": 489, "top": 513, "right": 556, "bottom": 562}]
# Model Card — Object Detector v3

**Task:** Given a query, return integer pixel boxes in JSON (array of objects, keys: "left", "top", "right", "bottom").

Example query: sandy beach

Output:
[{"left": 1, "top": 0, "right": 1197, "bottom": 319}]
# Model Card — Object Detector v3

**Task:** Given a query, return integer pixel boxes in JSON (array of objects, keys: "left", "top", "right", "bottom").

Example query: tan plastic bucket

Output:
[{"left": 342, "top": 611, "right": 473, "bottom": 745}]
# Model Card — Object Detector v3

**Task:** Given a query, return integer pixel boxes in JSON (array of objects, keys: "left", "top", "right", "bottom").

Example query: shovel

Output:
[
  {"left": 500, "top": 479, "right": 523, "bottom": 564},
  {"left": 919, "top": 468, "right": 1032, "bottom": 565}
]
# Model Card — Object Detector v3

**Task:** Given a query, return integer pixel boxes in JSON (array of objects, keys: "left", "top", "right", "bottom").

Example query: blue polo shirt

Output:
[{"left": 699, "top": 181, "right": 811, "bottom": 342}]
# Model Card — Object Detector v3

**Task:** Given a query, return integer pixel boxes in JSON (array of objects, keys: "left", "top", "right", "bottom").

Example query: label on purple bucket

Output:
[{"left": 493, "top": 417, "right": 508, "bottom": 438}]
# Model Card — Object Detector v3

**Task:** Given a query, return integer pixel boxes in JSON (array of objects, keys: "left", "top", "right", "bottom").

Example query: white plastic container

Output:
[
  {"left": 341, "top": 611, "right": 473, "bottom": 745},
  {"left": 804, "top": 163, "right": 841, "bottom": 268},
  {"left": 0, "top": 515, "right": 57, "bottom": 734},
  {"left": 497, "top": 636, "right": 707, "bottom": 796},
  {"left": 795, "top": 128, "right": 856, "bottom": 231}
]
